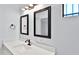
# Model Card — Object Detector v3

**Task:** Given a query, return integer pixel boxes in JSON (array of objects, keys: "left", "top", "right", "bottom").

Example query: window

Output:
[{"left": 62, "top": 4, "right": 79, "bottom": 17}]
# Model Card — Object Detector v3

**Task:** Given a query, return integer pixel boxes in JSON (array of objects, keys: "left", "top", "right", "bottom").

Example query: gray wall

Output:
[
  {"left": 53, "top": 4, "right": 79, "bottom": 55},
  {"left": 0, "top": 4, "right": 24, "bottom": 48},
  {"left": 20, "top": 4, "right": 79, "bottom": 55}
]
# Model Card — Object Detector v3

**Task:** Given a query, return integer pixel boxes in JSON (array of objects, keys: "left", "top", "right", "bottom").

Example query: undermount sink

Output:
[{"left": 3, "top": 40, "right": 55, "bottom": 55}]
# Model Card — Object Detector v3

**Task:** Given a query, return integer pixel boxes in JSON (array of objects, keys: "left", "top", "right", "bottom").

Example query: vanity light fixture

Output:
[{"left": 21, "top": 4, "right": 37, "bottom": 11}]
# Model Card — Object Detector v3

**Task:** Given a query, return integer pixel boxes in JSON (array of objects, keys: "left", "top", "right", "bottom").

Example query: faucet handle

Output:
[
  {"left": 25, "top": 39, "right": 30, "bottom": 43},
  {"left": 25, "top": 39, "right": 31, "bottom": 46}
]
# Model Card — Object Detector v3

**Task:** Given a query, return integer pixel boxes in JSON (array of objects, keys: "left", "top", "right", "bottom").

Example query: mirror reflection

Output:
[{"left": 36, "top": 10, "right": 48, "bottom": 36}]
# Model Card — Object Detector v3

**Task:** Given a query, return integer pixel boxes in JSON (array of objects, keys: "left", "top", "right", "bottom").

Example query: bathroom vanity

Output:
[{"left": 2, "top": 39, "right": 55, "bottom": 55}]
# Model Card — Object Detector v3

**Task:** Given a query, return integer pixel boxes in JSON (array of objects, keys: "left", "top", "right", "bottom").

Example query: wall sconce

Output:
[{"left": 21, "top": 4, "right": 37, "bottom": 11}]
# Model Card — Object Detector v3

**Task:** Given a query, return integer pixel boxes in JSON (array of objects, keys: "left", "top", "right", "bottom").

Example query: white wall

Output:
[
  {"left": 20, "top": 4, "right": 79, "bottom": 55},
  {"left": 0, "top": 4, "right": 24, "bottom": 48}
]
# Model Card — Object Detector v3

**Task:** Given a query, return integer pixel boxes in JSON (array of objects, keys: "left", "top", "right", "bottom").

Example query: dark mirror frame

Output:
[
  {"left": 20, "top": 14, "right": 29, "bottom": 35},
  {"left": 62, "top": 4, "right": 64, "bottom": 17},
  {"left": 34, "top": 6, "right": 51, "bottom": 38}
]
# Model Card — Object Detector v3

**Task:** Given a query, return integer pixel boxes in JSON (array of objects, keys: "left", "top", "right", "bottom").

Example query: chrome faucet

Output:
[{"left": 25, "top": 39, "right": 31, "bottom": 46}]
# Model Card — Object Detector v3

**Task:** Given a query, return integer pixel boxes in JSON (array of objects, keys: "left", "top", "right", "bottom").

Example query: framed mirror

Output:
[
  {"left": 34, "top": 6, "right": 51, "bottom": 38},
  {"left": 20, "top": 14, "right": 29, "bottom": 35}
]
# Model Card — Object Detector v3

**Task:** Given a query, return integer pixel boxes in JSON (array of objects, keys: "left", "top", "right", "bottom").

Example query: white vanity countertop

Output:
[{"left": 3, "top": 40, "right": 55, "bottom": 55}]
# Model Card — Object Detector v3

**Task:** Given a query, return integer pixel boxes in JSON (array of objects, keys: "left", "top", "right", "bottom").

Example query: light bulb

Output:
[
  {"left": 29, "top": 4, "right": 33, "bottom": 7},
  {"left": 21, "top": 8, "right": 25, "bottom": 11},
  {"left": 25, "top": 6, "right": 29, "bottom": 9}
]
